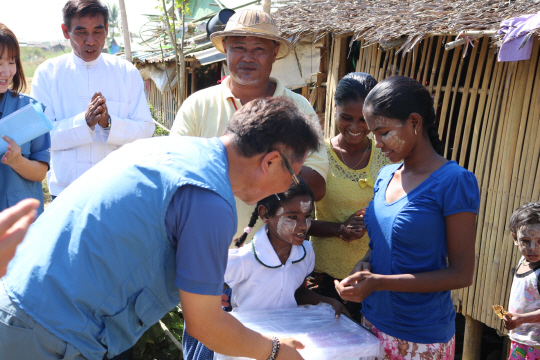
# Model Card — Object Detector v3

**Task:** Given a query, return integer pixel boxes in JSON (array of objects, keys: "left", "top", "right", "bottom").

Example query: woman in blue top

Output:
[
  {"left": 0, "top": 23, "right": 50, "bottom": 215},
  {"left": 335, "top": 76, "right": 480, "bottom": 358}
]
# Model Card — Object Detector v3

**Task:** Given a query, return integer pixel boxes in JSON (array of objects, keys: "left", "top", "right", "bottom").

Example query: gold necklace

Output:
[{"left": 335, "top": 137, "right": 371, "bottom": 170}]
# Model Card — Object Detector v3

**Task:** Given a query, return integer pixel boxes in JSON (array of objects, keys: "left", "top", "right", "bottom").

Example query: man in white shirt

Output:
[{"left": 32, "top": 0, "right": 155, "bottom": 198}]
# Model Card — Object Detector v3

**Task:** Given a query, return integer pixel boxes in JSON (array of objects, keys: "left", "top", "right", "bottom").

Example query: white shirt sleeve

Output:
[
  {"left": 31, "top": 65, "right": 95, "bottom": 151},
  {"left": 106, "top": 68, "right": 155, "bottom": 145}
]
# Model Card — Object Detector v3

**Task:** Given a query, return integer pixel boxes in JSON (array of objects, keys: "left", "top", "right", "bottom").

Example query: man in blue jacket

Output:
[{"left": 0, "top": 97, "right": 320, "bottom": 360}]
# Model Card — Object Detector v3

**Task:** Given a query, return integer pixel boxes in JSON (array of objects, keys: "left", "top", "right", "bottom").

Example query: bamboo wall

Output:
[
  {"left": 144, "top": 66, "right": 196, "bottom": 131},
  {"left": 323, "top": 34, "right": 540, "bottom": 332}
]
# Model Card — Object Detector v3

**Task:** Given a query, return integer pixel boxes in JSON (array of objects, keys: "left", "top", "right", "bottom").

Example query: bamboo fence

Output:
[
  {"left": 320, "top": 33, "right": 540, "bottom": 332},
  {"left": 144, "top": 67, "right": 196, "bottom": 131}
]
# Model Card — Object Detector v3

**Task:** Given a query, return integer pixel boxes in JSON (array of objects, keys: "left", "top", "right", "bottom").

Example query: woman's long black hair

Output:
[{"left": 234, "top": 180, "right": 314, "bottom": 247}]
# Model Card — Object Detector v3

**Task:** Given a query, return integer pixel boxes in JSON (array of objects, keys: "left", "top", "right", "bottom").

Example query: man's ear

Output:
[
  {"left": 222, "top": 39, "right": 228, "bottom": 53},
  {"left": 260, "top": 150, "right": 281, "bottom": 176},
  {"left": 512, "top": 232, "right": 519, "bottom": 245},
  {"left": 61, "top": 24, "right": 70, "bottom": 39}
]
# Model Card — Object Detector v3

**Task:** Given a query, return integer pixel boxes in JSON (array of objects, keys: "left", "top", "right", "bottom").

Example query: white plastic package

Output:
[{"left": 214, "top": 303, "right": 382, "bottom": 360}]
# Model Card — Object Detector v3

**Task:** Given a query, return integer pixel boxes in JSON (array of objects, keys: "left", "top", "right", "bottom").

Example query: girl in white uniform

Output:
[{"left": 183, "top": 181, "right": 349, "bottom": 360}]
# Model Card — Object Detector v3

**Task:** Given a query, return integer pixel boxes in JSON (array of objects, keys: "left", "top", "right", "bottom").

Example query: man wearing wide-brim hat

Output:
[{"left": 170, "top": 8, "right": 329, "bottom": 244}]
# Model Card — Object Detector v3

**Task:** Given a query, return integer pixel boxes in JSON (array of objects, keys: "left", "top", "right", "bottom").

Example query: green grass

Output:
[{"left": 20, "top": 47, "right": 69, "bottom": 78}]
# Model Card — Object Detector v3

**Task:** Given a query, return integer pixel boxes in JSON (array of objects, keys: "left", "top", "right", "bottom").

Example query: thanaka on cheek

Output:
[{"left": 276, "top": 216, "right": 296, "bottom": 243}]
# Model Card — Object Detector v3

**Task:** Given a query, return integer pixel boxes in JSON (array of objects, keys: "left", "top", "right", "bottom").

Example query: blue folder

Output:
[{"left": 0, "top": 102, "right": 53, "bottom": 156}]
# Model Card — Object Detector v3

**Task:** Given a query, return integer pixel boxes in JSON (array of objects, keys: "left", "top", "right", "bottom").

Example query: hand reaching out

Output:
[
  {"left": 0, "top": 199, "right": 39, "bottom": 277},
  {"left": 338, "top": 208, "right": 366, "bottom": 242},
  {"left": 334, "top": 271, "right": 378, "bottom": 303}
]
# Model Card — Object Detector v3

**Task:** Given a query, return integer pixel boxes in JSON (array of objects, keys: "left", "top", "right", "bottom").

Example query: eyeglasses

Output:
[{"left": 279, "top": 153, "right": 300, "bottom": 186}]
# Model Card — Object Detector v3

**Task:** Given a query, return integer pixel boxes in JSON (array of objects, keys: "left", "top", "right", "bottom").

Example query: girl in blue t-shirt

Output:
[
  {"left": 335, "top": 76, "right": 480, "bottom": 358},
  {"left": 0, "top": 23, "right": 50, "bottom": 214}
]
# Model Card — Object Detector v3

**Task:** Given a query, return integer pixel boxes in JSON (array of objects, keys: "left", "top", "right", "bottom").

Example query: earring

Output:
[{"left": 414, "top": 128, "right": 417, "bottom": 136}]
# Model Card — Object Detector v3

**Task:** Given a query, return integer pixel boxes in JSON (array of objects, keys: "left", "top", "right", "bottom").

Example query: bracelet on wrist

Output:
[{"left": 267, "top": 336, "right": 280, "bottom": 360}]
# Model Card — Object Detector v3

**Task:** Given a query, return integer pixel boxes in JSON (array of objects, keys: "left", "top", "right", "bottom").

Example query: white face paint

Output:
[
  {"left": 367, "top": 116, "right": 404, "bottom": 130},
  {"left": 384, "top": 130, "right": 406, "bottom": 153},
  {"left": 300, "top": 201, "right": 312, "bottom": 213},
  {"left": 277, "top": 217, "right": 297, "bottom": 244},
  {"left": 515, "top": 224, "right": 540, "bottom": 263},
  {"left": 276, "top": 207, "right": 284, "bottom": 216}
]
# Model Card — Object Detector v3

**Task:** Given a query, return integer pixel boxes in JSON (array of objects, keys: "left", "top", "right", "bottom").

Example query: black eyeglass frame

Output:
[{"left": 279, "top": 153, "right": 300, "bottom": 186}]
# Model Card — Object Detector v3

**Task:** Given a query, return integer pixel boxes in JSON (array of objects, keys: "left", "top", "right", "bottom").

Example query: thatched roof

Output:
[{"left": 274, "top": 0, "right": 540, "bottom": 47}]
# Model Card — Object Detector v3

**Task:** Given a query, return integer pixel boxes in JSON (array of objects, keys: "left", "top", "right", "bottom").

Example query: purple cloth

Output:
[{"left": 498, "top": 11, "right": 540, "bottom": 62}]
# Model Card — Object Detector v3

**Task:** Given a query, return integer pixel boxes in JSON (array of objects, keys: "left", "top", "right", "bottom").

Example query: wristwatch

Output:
[{"left": 104, "top": 116, "right": 111, "bottom": 129}]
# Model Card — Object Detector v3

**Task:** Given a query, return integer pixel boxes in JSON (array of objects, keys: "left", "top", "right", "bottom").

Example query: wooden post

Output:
[
  {"left": 262, "top": 0, "right": 271, "bottom": 14},
  {"left": 463, "top": 315, "right": 483, "bottom": 360},
  {"left": 502, "top": 336, "right": 511, "bottom": 359},
  {"left": 118, "top": 0, "right": 131, "bottom": 63}
]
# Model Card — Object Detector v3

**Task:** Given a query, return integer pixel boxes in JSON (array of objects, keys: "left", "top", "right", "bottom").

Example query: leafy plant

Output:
[
  {"left": 149, "top": 104, "right": 170, "bottom": 137},
  {"left": 133, "top": 306, "right": 184, "bottom": 360}
]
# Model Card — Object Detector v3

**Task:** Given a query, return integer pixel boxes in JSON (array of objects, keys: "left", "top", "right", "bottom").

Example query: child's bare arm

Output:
[
  {"left": 294, "top": 285, "right": 351, "bottom": 319},
  {"left": 504, "top": 310, "right": 540, "bottom": 330}
]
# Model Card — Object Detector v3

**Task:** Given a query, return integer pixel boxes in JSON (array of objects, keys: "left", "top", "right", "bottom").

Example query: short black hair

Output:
[
  {"left": 509, "top": 202, "right": 540, "bottom": 234},
  {"left": 63, "top": 0, "right": 109, "bottom": 31},
  {"left": 334, "top": 72, "right": 377, "bottom": 106},
  {"left": 225, "top": 96, "right": 321, "bottom": 164}
]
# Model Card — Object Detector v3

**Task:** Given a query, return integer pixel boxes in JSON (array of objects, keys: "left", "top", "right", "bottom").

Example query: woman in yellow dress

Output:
[{"left": 307, "top": 72, "right": 389, "bottom": 319}]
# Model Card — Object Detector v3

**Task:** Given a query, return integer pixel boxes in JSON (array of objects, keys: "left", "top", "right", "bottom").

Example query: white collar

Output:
[
  {"left": 71, "top": 52, "right": 102, "bottom": 67},
  {"left": 251, "top": 225, "right": 306, "bottom": 268}
]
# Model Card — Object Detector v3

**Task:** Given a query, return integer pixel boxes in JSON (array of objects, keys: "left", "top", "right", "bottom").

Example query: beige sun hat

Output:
[{"left": 210, "top": 9, "right": 292, "bottom": 60}]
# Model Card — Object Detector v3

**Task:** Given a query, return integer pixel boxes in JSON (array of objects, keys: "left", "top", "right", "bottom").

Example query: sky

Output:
[{"left": 3, "top": 0, "right": 161, "bottom": 43}]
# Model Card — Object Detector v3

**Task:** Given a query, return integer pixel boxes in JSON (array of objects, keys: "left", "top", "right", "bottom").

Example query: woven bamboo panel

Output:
[
  {"left": 323, "top": 35, "right": 540, "bottom": 332},
  {"left": 146, "top": 79, "right": 179, "bottom": 131}
]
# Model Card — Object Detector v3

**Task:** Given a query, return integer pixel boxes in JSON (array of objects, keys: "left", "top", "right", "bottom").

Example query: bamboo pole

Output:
[
  {"left": 433, "top": 40, "right": 449, "bottom": 113},
  {"left": 458, "top": 37, "right": 488, "bottom": 166},
  {"left": 459, "top": 38, "right": 491, "bottom": 314},
  {"left": 373, "top": 47, "right": 382, "bottom": 80},
  {"left": 479, "top": 60, "right": 519, "bottom": 324},
  {"left": 386, "top": 49, "right": 395, "bottom": 78},
  {"left": 429, "top": 36, "right": 444, "bottom": 94},
  {"left": 494, "top": 42, "right": 539, "bottom": 331},
  {"left": 416, "top": 37, "right": 430, "bottom": 81},
  {"left": 524, "top": 43, "right": 540, "bottom": 200},
  {"left": 472, "top": 60, "right": 507, "bottom": 319},
  {"left": 450, "top": 40, "right": 479, "bottom": 161},
  {"left": 443, "top": 45, "right": 467, "bottom": 158},
  {"left": 356, "top": 39, "right": 365, "bottom": 72},
  {"left": 379, "top": 50, "right": 390, "bottom": 80},
  {"left": 437, "top": 46, "right": 461, "bottom": 141},
  {"left": 392, "top": 47, "right": 399, "bottom": 76},
  {"left": 118, "top": 0, "right": 131, "bottom": 63},
  {"left": 403, "top": 47, "right": 413, "bottom": 76},
  {"left": 463, "top": 315, "right": 483, "bottom": 360},
  {"left": 467, "top": 40, "right": 495, "bottom": 171}
]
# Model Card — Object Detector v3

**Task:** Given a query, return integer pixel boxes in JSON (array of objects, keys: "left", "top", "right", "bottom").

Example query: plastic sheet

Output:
[{"left": 214, "top": 303, "right": 382, "bottom": 360}]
